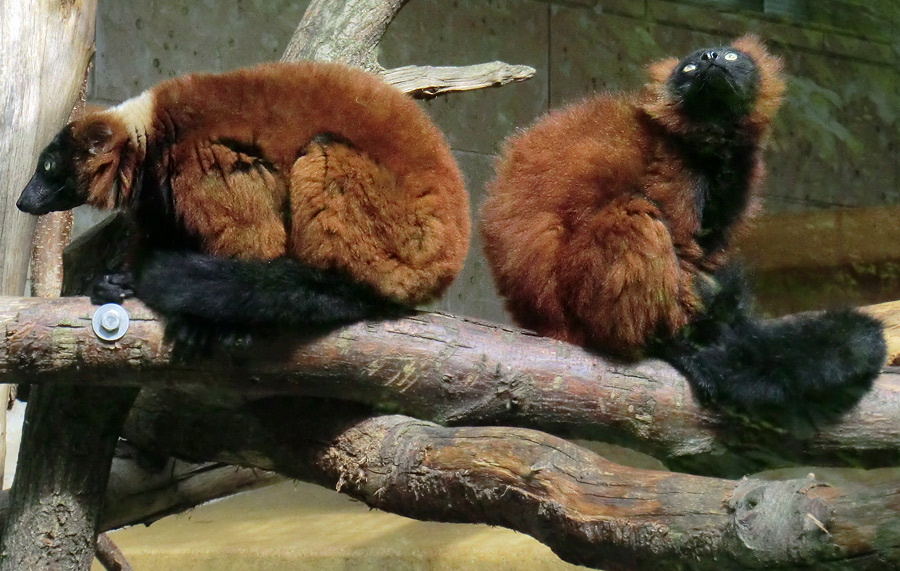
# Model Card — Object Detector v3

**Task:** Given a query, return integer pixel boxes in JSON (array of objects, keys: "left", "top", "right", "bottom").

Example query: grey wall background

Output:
[{"left": 79, "top": 0, "right": 900, "bottom": 321}]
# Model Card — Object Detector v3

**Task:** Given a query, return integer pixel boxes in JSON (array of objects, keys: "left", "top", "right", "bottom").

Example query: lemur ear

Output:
[
  {"left": 647, "top": 57, "right": 678, "bottom": 85},
  {"left": 79, "top": 119, "right": 115, "bottom": 155}
]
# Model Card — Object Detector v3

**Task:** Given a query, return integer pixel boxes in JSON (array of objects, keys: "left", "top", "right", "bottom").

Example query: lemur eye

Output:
[
  {"left": 43, "top": 158, "right": 54, "bottom": 173},
  {"left": 683, "top": 64, "right": 697, "bottom": 73},
  {"left": 724, "top": 52, "right": 738, "bottom": 61}
]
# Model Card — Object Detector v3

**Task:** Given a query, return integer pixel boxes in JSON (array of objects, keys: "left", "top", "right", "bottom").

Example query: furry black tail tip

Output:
[
  {"left": 133, "top": 250, "right": 408, "bottom": 358},
  {"left": 660, "top": 308, "right": 885, "bottom": 430}
]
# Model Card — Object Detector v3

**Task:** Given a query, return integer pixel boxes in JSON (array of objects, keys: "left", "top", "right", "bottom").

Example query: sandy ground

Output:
[
  {"left": 92, "top": 480, "right": 586, "bottom": 570},
  {"left": 5, "top": 403, "right": 639, "bottom": 570}
]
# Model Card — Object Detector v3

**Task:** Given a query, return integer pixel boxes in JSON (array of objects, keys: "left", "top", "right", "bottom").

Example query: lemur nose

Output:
[{"left": 701, "top": 51, "right": 719, "bottom": 61}]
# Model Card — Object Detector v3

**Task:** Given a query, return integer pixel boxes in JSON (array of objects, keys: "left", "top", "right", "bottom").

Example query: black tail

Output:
[
  {"left": 655, "top": 264, "right": 885, "bottom": 428},
  {"left": 134, "top": 251, "right": 404, "bottom": 353}
]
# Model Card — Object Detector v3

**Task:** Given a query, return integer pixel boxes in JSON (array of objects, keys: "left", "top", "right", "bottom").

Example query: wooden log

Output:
[
  {"left": 0, "top": 295, "right": 898, "bottom": 476},
  {"left": 0, "top": 384, "right": 137, "bottom": 570},
  {"left": 382, "top": 62, "right": 536, "bottom": 99},
  {"left": 95, "top": 534, "right": 132, "bottom": 571},
  {"left": 281, "top": 0, "right": 407, "bottom": 71},
  {"left": 0, "top": 0, "right": 96, "bottom": 296},
  {"left": 0, "top": 1, "right": 99, "bottom": 569},
  {"left": 29, "top": 69, "right": 89, "bottom": 300},
  {"left": 119, "top": 392, "right": 900, "bottom": 571}
]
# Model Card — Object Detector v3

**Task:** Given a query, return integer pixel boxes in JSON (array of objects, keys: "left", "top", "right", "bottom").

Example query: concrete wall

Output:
[{"left": 83, "top": 0, "right": 899, "bottom": 320}]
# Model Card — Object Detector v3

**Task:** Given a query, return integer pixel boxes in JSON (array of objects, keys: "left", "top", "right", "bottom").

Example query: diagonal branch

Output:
[
  {"left": 281, "top": 0, "right": 408, "bottom": 71},
  {"left": 118, "top": 393, "right": 900, "bottom": 571}
]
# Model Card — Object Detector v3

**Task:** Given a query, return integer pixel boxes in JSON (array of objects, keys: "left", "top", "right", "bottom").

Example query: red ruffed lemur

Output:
[
  {"left": 18, "top": 62, "right": 470, "bottom": 352},
  {"left": 480, "top": 35, "right": 885, "bottom": 426}
]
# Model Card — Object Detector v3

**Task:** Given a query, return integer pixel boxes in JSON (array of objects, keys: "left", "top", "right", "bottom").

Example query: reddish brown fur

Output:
[
  {"left": 70, "top": 62, "right": 470, "bottom": 305},
  {"left": 480, "top": 36, "right": 783, "bottom": 358}
]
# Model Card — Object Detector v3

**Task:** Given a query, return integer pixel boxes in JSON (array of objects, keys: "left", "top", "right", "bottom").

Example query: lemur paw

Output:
[{"left": 90, "top": 272, "right": 135, "bottom": 305}]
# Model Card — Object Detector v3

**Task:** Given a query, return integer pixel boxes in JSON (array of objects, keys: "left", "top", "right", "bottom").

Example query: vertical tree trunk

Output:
[
  {"left": 0, "top": 385, "right": 137, "bottom": 570},
  {"left": 0, "top": 0, "right": 96, "bottom": 295},
  {"left": 0, "top": 3, "right": 101, "bottom": 567},
  {"left": 29, "top": 68, "right": 87, "bottom": 300}
]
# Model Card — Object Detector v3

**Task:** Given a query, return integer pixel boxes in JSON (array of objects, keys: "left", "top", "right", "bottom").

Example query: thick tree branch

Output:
[
  {"left": 1, "top": 295, "right": 898, "bottom": 477},
  {"left": 0, "top": 384, "right": 137, "bottom": 571},
  {"left": 118, "top": 393, "right": 900, "bottom": 571},
  {"left": 281, "top": 0, "right": 407, "bottom": 71}
]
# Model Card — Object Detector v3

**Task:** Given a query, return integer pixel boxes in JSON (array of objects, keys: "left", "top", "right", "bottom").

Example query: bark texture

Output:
[
  {"left": 279, "top": 0, "right": 534, "bottom": 96},
  {"left": 29, "top": 69, "right": 88, "bottom": 300},
  {"left": 95, "top": 533, "right": 132, "bottom": 571},
  {"left": 0, "top": 295, "right": 898, "bottom": 477},
  {"left": 0, "top": 2, "right": 99, "bottom": 569},
  {"left": 0, "top": 0, "right": 96, "bottom": 296},
  {"left": 0, "top": 385, "right": 137, "bottom": 570},
  {"left": 281, "top": 0, "right": 407, "bottom": 71},
  {"left": 382, "top": 62, "right": 536, "bottom": 99},
  {"left": 119, "top": 392, "right": 900, "bottom": 571}
]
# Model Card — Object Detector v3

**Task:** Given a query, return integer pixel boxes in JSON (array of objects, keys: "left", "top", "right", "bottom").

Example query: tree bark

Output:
[
  {"left": 95, "top": 533, "right": 132, "bottom": 571},
  {"left": 29, "top": 69, "right": 89, "bottom": 300},
  {"left": 0, "top": 384, "right": 137, "bottom": 570},
  {"left": 0, "top": 2, "right": 99, "bottom": 569},
  {"left": 0, "top": 0, "right": 96, "bottom": 296},
  {"left": 281, "top": 0, "right": 408, "bottom": 71},
  {"left": 119, "top": 392, "right": 900, "bottom": 571},
  {"left": 1, "top": 295, "right": 898, "bottom": 477}
]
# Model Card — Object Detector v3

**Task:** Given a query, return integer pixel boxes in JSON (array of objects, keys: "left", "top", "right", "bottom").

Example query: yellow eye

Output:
[
  {"left": 683, "top": 64, "right": 697, "bottom": 73},
  {"left": 724, "top": 52, "right": 738, "bottom": 61},
  {"left": 43, "top": 159, "right": 53, "bottom": 172}
]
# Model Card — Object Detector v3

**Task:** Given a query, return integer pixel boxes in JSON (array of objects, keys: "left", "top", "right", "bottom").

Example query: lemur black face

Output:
[
  {"left": 667, "top": 46, "right": 759, "bottom": 121},
  {"left": 17, "top": 128, "right": 85, "bottom": 215}
]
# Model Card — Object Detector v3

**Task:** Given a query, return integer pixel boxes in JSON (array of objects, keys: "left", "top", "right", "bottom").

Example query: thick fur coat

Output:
[
  {"left": 480, "top": 36, "right": 884, "bottom": 422},
  {"left": 19, "top": 62, "right": 470, "bottom": 343},
  {"left": 481, "top": 36, "right": 783, "bottom": 358}
]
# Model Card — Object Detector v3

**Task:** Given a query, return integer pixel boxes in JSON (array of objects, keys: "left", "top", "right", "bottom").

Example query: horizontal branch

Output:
[
  {"left": 119, "top": 393, "right": 900, "bottom": 571},
  {"left": 382, "top": 62, "right": 536, "bottom": 98},
  {"left": 2, "top": 295, "right": 900, "bottom": 475}
]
